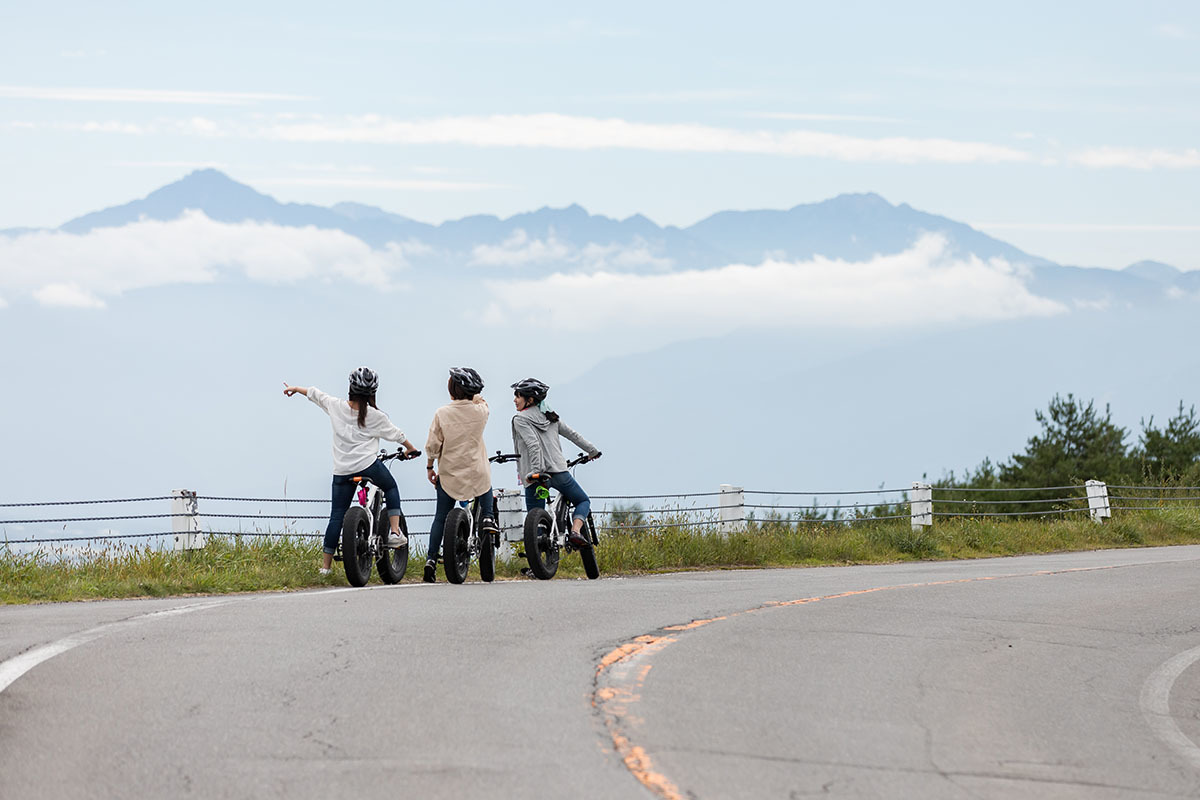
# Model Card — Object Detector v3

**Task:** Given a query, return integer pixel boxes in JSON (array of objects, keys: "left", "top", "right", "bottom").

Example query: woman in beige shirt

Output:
[{"left": 423, "top": 367, "right": 496, "bottom": 583}]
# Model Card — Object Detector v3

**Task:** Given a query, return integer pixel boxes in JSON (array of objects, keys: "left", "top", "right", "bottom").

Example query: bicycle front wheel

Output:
[
  {"left": 478, "top": 506, "right": 496, "bottom": 583},
  {"left": 523, "top": 508, "right": 558, "bottom": 580},
  {"left": 579, "top": 513, "right": 599, "bottom": 580},
  {"left": 443, "top": 507, "right": 471, "bottom": 584},
  {"left": 376, "top": 508, "right": 409, "bottom": 584}
]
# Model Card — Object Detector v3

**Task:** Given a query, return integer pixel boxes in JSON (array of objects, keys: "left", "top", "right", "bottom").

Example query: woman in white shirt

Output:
[{"left": 284, "top": 367, "right": 419, "bottom": 575}]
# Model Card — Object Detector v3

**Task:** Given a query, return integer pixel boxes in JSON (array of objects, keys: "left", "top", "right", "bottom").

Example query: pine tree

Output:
[
  {"left": 1000, "top": 394, "right": 1132, "bottom": 487},
  {"left": 1137, "top": 402, "right": 1200, "bottom": 479}
]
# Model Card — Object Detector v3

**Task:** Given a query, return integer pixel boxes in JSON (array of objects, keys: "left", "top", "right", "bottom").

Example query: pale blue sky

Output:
[{"left": 2, "top": 0, "right": 1198, "bottom": 267}]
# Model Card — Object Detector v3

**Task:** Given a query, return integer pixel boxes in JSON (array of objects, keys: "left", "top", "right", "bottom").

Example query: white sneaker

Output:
[
  {"left": 318, "top": 567, "right": 331, "bottom": 576},
  {"left": 387, "top": 531, "right": 408, "bottom": 548}
]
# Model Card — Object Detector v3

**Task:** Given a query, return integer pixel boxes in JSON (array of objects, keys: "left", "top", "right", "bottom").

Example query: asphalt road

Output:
[{"left": 3, "top": 547, "right": 1200, "bottom": 799}]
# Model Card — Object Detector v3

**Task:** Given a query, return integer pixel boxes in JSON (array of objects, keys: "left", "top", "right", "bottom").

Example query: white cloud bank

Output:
[
  {"left": 483, "top": 234, "right": 1066, "bottom": 332},
  {"left": 0, "top": 211, "right": 412, "bottom": 306},
  {"left": 48, "top": 110, "right": 1200, "bottom": 171},
  {"left": 0, "top": 85, "right": 310, "bottom": 105},
  {"left": 34, "top": 283, "right": 107, "bottom": 309},
  {"left": 469, "top": 229, "right": 673, "bottom": 271},
  {"left": 250, "top": 113, "right": 1031, "bottom": 164},
  {"left": 1071, "top": 146, "right": 1200, "bottom": 170}
]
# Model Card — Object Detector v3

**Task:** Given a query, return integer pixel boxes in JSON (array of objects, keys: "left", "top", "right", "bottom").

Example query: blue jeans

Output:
[
  {"left": 427, "top": 479, "right": 494, "bottom": 561},
  {"left": 323, "top": 460, "right": 403, "bottom": 555},
  {"left": 524, "top": 471, "right": 590, "bottom": 520}
]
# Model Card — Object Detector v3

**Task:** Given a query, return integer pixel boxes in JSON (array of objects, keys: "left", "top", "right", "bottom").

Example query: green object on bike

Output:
[{"left": 536, "top": 486, "right": 551, "bottom": 500}]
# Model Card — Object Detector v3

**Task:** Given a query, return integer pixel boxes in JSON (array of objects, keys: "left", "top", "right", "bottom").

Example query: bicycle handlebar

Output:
[
  {"left": 379, "top": 448, "right": 422, "bottom": 462},
  {"left": 490, "top": 450, "right": 520, "bottom": 464},
  {"left": 566, "top": 451, "right": 601, "bottom": 468}
]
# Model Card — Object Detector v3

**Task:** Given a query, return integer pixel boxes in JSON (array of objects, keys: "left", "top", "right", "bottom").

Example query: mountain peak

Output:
[
  {"left": 820, "top": 192, "right": 893, "bottom": 210},
  {"left": 151, "top": 168, "right": 262, "bottom": 199},
  {"left": 178, "top": 167, "right": 238, "bottom": 184},
  {"left": 1124, "top": 260, "right": 1181, "bottom": 283},
  {"left": 61, "top": 169, "right": 286, "bottom": 233}
]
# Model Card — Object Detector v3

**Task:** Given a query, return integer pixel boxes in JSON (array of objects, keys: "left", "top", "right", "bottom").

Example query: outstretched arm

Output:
[
  {"left": 286, "top": 383, "right": 337, "bottom": 415},
  {"left": 558, "top": 419, "right": 600, "bottom": 458}
]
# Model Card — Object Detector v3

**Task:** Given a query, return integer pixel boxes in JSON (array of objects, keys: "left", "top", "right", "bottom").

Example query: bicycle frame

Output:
[
  {"left": 349, "top": 481, "right": 385, "bottom": 554},
  {"left": 335, "top": 449, "right": 420, "bottom": 586},
  {"left": 538, "top": 454, "right": 597, "bottom": 551}
]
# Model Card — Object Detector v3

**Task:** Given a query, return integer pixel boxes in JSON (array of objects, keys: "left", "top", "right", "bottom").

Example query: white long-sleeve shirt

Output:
[{"left": 308, "top": 386, "right": 407, "bottom": 475}]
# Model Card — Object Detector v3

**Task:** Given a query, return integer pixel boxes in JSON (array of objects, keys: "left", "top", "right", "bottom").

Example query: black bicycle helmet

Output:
[
  {"left": 348, "top": 366, "right": 379, "bottom": 395},
  {"left": 448, "top": 366, "right": 484, "bottom": 395},
  {"left": 511, "top": 377, "right": 550, "bottom": 404}
]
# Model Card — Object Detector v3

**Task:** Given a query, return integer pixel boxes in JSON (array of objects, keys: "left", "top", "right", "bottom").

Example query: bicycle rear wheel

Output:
[
  {"left": 341, "top": 506, "right": 372, "bottom": 587},
  {"left": 443, "top": 507, "right": 471, "bottom": 584},
  {"left": 523, "top": 508, "right": 559, "bottom": 580},
  {"left": 376, "top": 507, "right": 409, "bottom": 584}
]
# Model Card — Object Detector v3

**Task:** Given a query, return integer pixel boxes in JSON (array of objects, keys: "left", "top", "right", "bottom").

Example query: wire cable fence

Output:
[{"left": 5, "top": 480, "right": 1200, "bottom": 553}]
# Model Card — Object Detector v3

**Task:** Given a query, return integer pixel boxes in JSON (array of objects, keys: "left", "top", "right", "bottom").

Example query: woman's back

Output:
[{"left": 428, "top": 397, "right": 490, "bottom": 500}]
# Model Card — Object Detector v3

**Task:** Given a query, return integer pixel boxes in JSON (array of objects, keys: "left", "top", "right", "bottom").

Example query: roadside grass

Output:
[{"left": 4, "top": 508, "right": 1200, "bottom": 604}]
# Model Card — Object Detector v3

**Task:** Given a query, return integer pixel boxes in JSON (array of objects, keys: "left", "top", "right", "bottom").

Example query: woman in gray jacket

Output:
[{"left": 510, "top": 378, "right": 601, "bottom": 548}]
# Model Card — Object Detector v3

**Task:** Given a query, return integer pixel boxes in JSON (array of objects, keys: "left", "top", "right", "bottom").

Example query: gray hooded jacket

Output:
[{"left": 511, "top": 407, "right": 599, "bottom": 480}]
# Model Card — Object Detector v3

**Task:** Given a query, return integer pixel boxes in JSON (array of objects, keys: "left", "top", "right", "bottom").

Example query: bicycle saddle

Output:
[{"left": 526, "top": 471, "right": 552, "bottom": 487}]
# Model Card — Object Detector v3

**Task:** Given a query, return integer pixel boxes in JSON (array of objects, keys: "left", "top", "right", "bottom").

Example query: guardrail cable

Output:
[
  {"left": 0, "top": 496, "right": 174, "bottom": 508},
  {"left": 931, "top": 485, "right": 1082, "bottom": 493},
  {"left": 1108, "top": 494, "right": 1200, "bottom": 501},
  {"left": 5, "top": 482, "right": 1199, "bottom": 549},
  {"left": 744, "top": 488, "right": 908, "bottom": 496},
  {"left": 744, "top": 502, "right": 906, "bottom": 512},
  {"left": 196, "top": 496, "right": 436, "bottom": 504},
  {"left": 931, "top": 508, "right": 1090, "bottom": 518}
]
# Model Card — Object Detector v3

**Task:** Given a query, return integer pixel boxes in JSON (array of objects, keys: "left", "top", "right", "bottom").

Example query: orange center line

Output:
[{"left": 591, "top": 562, "right": 1127, "bottom": 799}]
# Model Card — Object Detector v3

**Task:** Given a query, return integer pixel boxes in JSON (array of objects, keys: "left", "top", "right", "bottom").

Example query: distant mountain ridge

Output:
[
  {"left": 17, "top": 169, "right": 1051, "bottom": 267},
  {"left": 3, "top": 170, "right": 1194, "bottom": 304}
]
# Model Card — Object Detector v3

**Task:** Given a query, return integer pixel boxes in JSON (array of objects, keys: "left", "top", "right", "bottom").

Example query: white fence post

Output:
[
  {"left": 1085, "top": 480, "right": 1111, "bottom": 523},
  {"left": 495, "top": 488, "right": 525, "bottom": 560},
  {"left": 172, "top": 489, "right": 203, "bottom": 551},
  {"left": 719, "top": 484, "right": 745, "bottom": 536},
  {"left": 911, "top": 482, "right": 932, "bottom": 530}
]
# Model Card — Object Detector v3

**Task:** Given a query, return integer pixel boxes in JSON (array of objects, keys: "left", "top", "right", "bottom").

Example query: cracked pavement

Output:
[{"left": 3, "top": 547, "right": 1200, "bottom": 798}]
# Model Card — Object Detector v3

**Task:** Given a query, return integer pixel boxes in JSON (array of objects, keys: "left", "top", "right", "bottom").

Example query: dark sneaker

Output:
[
  {"left": 423, "top": 559, "right": 436, "bottom": 583},
  {"left": 480, "top": 516, "right": 498, "bottom": 535},
  {"left": 567, "top": 530, "right": 590, "bottom": 548}
]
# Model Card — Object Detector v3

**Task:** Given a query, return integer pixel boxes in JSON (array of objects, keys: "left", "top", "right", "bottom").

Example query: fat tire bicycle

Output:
[
  {"left": 335, "top": 448, "right": 422, "bottom": 587},
  {"left": 439, "top": 452, "right": 512, "bottom": 584},
  {"left": 521, "top": 453, "right": 600, "bottom": 581}
]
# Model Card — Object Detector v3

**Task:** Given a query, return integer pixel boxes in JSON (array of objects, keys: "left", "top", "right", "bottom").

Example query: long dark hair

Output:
[
  {"left": 349, "top": 392, "right": 377, "bottom": 428},
  {"left": 448, "top": 377, "right": 473, "bottom": 401},
  {"left": 517, "top": 392, "right": 559, "bottom": 422}
]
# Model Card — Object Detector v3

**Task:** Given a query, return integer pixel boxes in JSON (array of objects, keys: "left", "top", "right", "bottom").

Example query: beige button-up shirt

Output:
[{"left": 425, "top": 397, "right": 491, "bottom": 500}]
